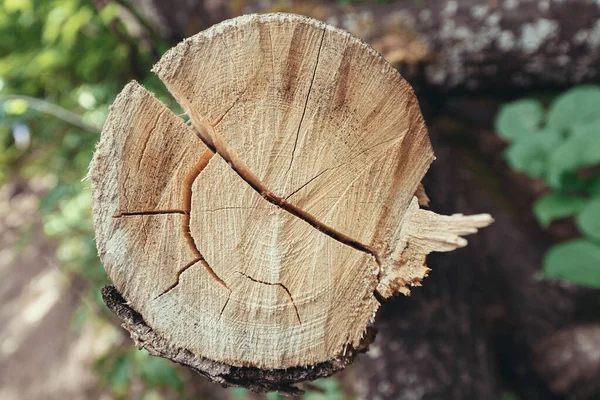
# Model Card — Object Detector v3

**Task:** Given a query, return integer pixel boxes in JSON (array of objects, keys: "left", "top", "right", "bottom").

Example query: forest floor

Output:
[{"left": 0, "top": 178, "right": 112, "bottom": 400}]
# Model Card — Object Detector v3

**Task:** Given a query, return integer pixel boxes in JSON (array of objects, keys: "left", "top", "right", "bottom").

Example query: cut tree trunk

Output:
[{"left": 90, "top": 13, "right": 492, "bottom": 393}]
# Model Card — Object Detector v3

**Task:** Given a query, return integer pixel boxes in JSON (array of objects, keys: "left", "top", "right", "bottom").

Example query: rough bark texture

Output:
[
  {"left": 121, "top": 0, "right": 600, "bottom": 92},
  {"left": 533, "top": 324, "right": 600, "bottom": 398},
  {"left": 101, "top": 285, "right": 374, "bottom": 395},
  {"left": 353, "top": 102, "right": 600, "bottom": 399},
  {"left": 315, "top": 0, "right": 600, "bottom": 91}
]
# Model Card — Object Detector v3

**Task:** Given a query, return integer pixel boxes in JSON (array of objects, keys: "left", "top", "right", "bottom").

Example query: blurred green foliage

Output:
[
  {"left": 0, "top": 1, "right": 347, "bottom": 398},
  {"left": 231, "top": 379, "right": 347, "bottom": 400},
  {"left": 95, "top": 348, "right": 185, "bottom": 399},
  {"left": 0, "top": 0, "right": 182, "bottom": 398},
  {"left": 495, "top": 85, "right": 600, "bottom": 288}
]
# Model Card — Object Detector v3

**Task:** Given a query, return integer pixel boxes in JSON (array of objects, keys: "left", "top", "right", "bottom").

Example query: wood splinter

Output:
[{"left": 90, "top": 13, "right": 493, "bottom": 394}]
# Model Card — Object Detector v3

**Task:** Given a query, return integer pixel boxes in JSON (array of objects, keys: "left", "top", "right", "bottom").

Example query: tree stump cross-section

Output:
[{"left": 90, "top": 13, "right": 493, "bottom": 393}]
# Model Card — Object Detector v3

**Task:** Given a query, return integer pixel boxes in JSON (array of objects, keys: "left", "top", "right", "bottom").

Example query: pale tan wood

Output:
[
  {"left": 91, "top": 13, "right": 492, "bottom": 371},
  {"left": 415, "top": 183, "right": 430, "bottom": 207},
  {"left": 90, "top": 82, "right": 211, "bottom": 305}
]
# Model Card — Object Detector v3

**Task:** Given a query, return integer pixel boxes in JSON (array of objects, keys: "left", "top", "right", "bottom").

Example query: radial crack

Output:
[
  {"left": 201, "top": 206, "right": 271, "bottom": 212},
  {"left": 212, "top": 100, "right": 238, "bottom": 127},
  {"left": 284, "top": 169, "right": 329, "bottom": 200},
  {"left": 237, "top": 272, "right": 301, "bottom": 324},
  {"left": 136, "top": 108, "right": 168, "bottom": 170},
  {"left": 113, "top": 209, "right": 186, "bottom": 218},
  {"left": 284, "top": 135, "right": 404, "bottom": 201},
  {"left": 154, "top": 149, "right": 230, "bottom": 298},
  {"left": 219, "top": 291, "right": 231, "bottom": 318},
  {"left": 186, "top": 107, "right": 383, "bottom": 278},
  {"left": 156, "top": 257, "right": 201, "bottom": 298},
  {"left": 212, "top": 84, "right": 250, "bottom": 128},
  {"left": 286, "top": 27, "right": 326, "bottom": 176}
]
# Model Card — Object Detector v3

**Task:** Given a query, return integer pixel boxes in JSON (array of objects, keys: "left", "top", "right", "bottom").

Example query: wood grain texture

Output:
[{"left": 91, "top": 13, "right": 492, "bottom": 372}]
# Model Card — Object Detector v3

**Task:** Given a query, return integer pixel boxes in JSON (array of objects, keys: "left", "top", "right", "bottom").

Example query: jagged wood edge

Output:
[{"left": 101, "top": 285, "right": 375, "bottom": 395}]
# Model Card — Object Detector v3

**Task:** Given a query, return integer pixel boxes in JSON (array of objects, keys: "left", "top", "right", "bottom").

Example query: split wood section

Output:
[{"left": 90, "top": 13, "right": 492, "bottom": 370}]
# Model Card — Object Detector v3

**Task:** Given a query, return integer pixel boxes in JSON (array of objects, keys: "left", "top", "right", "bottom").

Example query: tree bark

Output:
[
  {"left": 354, "top": 102, "right": 600, "bottom": 399},
  {"left": 101, "top": 0, "right": 600, "bottom": 91},
  {"left": 100, "top": 0, "right": 600, "bottom": 92},
  {"left": 101, "top": 285, "right": 374, "bottom": 395},
  {"left": 248, "top": 0, "right": 600, "bottom": 92}
]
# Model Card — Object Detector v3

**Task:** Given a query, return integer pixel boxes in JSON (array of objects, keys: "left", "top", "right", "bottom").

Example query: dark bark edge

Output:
[{"left": 101, "top": 285, "right": 375, "bottom": 395}]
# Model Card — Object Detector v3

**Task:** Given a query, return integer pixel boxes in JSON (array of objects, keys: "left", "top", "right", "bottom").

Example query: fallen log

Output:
[
  {"left": 115, "top": 0, "right": 600, "bottom": 92},
  {"left": 242, "top": 0, "right": 600, "bottom": 92}
]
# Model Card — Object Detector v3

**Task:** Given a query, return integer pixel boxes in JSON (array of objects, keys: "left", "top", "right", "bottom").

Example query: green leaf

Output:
[
  {"left": 543, "top": 239, "right": 600, "bottom": 288},
  {"left": 304, "top": 378, "right": 344, "bottom": 400},
  {"left": 4, "top": 0, "right": 33, "bottom": 13},
  {"left": 42, "top": 6, "right": 68, "bottom": 45},
  {"left": 589, "top": 176, "right": 600, "bottom": 196},
  {"left": 495, "top": 99, "right": 545, "bottom": 141},
  {"left": 3, "top": 98, "right": 28, "bottom": 115},
  {"left": 571, "top": 120, "right": 600, "bottom": 137},
  {"left": 533, "top": 193, "right": 588, "bottom": 227},
  {"left": 230, "top": 387, "right": 249, "bottom": 399},
  {"left": 576, "top": 197, "right": 600, "bottom": 242},
  {"left": 503, "top": 128, "right": 563, "bottom": 178},
  {"left": 99, "top": 2, "right": 120, "bottom": 25},
  {"left": 547, "top": 123, "right": 600, "bottom": 187},
  {"left": 547, "top": 85, "right": 600, "bottom": 132},
  {"left": 61, "top": 7, "right": 94, "bottom": 48},
  {"left": 140, "top": 391, "right": 164, "bottom": 400},
  {"left": 109, "top": 355, "right": 132, "bottom": 395}
]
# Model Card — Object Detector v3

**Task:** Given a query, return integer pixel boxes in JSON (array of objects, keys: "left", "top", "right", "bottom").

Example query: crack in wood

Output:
[
  {"left": 219, "top": 35, "right": 236, "bottom": 67},
  {"left": 156, "top": 257, "right": 202, "bottom": 298},
  {"left": 200, "top": 206, "right": 271, "bottom": 212},
  {"left": 211, "top": 36, "right": 253, "bottom": 129},
  {"left": 122, "top": 169, "right": 131, "bottom": 206},
  {"left": 211, "top": 86, "right": 250, "bottom": 128},
  {"left": 117, "top": 149, "right": 231, "bottom": 298},
  {"left": 212, "top": 100, "right": 238, "bottom": 127},
  {"left": 174, "top": 149, "right": 230, "bottom": 292},
  {"left": 136, "top": 108, "right": 169, "bottom": 170},
  {"left": 284, "top": 136, "right": 404, "bottom": 201},
  {"left": 113, "top": 210, "right": 186, "bottom": 217},
  {"left": 284, "top": 169, "right": 328, "bottom": 200},
  {"left": 268, "top": 26, "right": 275, "bottom": 87},
  {"left": 219, "top": 291, "right": 231, "bottom": 318},
  {"left": 237, "top": 272, "right": 301, "bottom": 324},
  {"left": 186, "top": 108, "right": 383, "bottom": 280},
  {"left": 286, "top": 27, "right": 326, "bottom": 177}
]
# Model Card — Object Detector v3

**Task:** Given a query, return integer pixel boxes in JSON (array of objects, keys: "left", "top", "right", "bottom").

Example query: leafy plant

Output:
[
  {"left": 95, "top": 348, "right": 185, "bottom": 400},
  {"left": 495, "top": 85, "right": 600, "bottom": 288},
  {"left": 0, "top": 0, "right": 181, "bottom": 398},
  {"left": 303, "top": 378, "right": 346, "bottom": 400}
]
